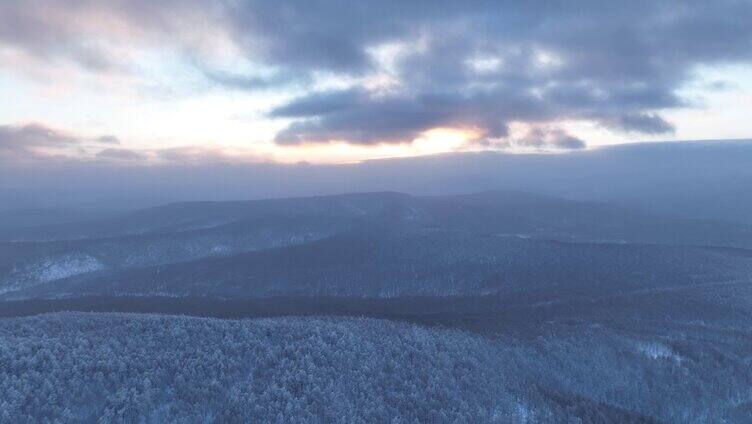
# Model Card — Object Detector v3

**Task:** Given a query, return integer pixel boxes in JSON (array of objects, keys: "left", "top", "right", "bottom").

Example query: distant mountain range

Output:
[
  {"left": 4, "top": 140, "right": 752, "bottom": 224},
  {"left": 1, "top": 191, "right": 751, "bottom": 304}
]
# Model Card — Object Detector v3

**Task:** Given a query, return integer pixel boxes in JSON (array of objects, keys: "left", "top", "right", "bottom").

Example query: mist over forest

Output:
[
  {"left": 3, "top": 167, "right": 752, "bottom": 421},
  {"left": 3, "top": 140, "right": 752, "bottom": 224}
]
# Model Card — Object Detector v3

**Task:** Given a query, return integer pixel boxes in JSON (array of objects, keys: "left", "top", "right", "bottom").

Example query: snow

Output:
[
  {"left": 637, "top": 342, "right": 682, "bottom": 362},
  {"left": 0, "top": 254, "right": 105, "bottom": 295},
  {"left": 35, "top": 255, "right": 105, "bottom": 282}
]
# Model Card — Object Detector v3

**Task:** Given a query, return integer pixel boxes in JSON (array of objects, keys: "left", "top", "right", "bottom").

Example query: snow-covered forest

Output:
[{"left": 2, "top": 313, "right": 751, "bottom": 423}]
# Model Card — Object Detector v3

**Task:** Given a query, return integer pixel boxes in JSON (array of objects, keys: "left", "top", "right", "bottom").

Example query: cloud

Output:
[
  {"left": 253, "top": 0, "right": 752, "bottom": 145},
  {"left": 705, "top": 80, "right": 736, "bottom": 91},
  {"left": 1, "top": 1, "right": 752, "bottom": 147},
  {"left": 472, "top": 126, "right": 586, "bottom": 152},
  {"left": 155, "top": 146, "right": 230, "bottom": 164},
  {"left": 0, "top": 123, "right": 122, "bottom": 162},
  {"left": 270, "top": 89, "right": 460, "bottom": 144},
  {"left": 153, "top": 146, "right": 267, "bottom": 165},
  {"left": 0, "top": 123, "right": 77, "bottom": 147},
  {"left": 516, "top": 128, "right": 587, "bottom": 151},
  {"left": 0, "top": 123, "right": 80, "bottom": 161},
  {"left": 0, "top": 121, "right": 274, "bottom": 167},
  {"left": 270, "top": 88, "right": 522, "bottom": 145},
  {"left": 0, "top": 1, "right": 131, "bottom": 73},
  {"left": 95, "top": 148, "right": 145, "bottom": 161},
  {"left": 605, "top": 114, "right": 676, "bottom": 135},
  {"left": 96, "top": 135, "right": 121, "bottom": 144},
  {"left": 0, "top": 0, "right": 217, "bottom": 76},
  {"left": 201, "top": 70, "right": 284, "bottom": 91}
]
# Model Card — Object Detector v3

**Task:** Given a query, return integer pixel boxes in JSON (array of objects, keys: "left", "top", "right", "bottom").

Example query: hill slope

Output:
[
  {"left": 9, "top": 228, "right": 752, "bottom": 302},
  {"left": 3, "top": 191, "right": 752, "bottom": 298},
  {"left": 2, "top": 312, "right": 749, "bottom": 423}
]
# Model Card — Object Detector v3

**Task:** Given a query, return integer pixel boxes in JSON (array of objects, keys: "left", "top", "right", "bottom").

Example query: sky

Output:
[{"left": 1, "top": 0, "right": 752, "bottom": 167}]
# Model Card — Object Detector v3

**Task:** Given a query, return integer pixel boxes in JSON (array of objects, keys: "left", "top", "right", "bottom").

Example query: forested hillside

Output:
[
  {"left": 3, "top": 191, "right": 752, "bottom": 301},
  {"left": 1, "top": 313, "right": 750, "bottom": 423},
  {"left": 8, "top": 228, "right": 752, "bottom": 301}
]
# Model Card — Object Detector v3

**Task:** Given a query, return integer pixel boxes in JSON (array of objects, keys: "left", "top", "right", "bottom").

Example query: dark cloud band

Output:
[{"left": 1, "top": 0, "right": 751, "bottom": 147}]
